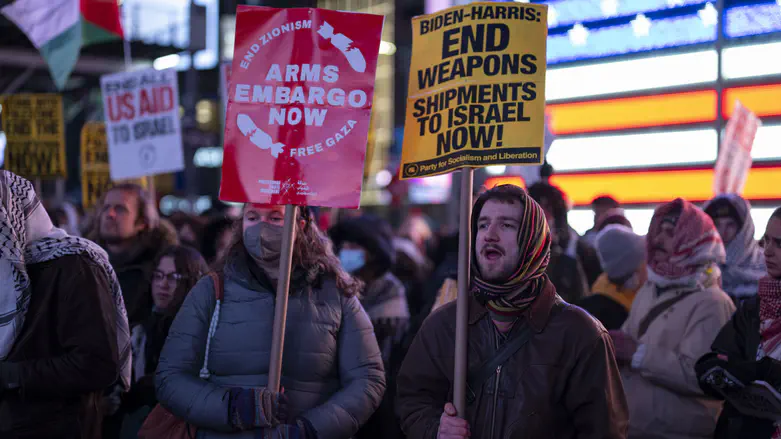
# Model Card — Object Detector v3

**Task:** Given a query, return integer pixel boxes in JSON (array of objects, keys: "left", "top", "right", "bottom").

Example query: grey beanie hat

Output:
[{"left": 595, "top": 224, "right": 646, "bottom": 281}]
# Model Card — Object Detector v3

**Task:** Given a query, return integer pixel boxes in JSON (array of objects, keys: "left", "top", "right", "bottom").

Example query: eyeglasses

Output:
[{"left": 152, "top": 271, "right": 186, "bottom": 284}]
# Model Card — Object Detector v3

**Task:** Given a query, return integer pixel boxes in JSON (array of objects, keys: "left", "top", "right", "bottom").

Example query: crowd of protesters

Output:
[{"left": 1, "top": 168, "right": 781, "bottom": 439}]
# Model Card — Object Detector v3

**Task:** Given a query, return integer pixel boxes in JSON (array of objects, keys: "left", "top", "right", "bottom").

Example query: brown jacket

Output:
[
  {"left": 396, "top": 280, "right": 628, "bottom": 439},
  {"left": 0, "top": 254, "right": 120, "bottom": 439}
]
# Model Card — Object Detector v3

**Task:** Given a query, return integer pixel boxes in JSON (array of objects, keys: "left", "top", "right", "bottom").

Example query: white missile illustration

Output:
[
  {"left": 236, "top": 114, "right": 285, "bottom": 158},
  {"left": 317, "top": 21, "right": 367, "bottom": 73}
]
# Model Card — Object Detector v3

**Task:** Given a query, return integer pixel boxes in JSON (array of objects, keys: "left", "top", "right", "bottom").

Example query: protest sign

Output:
[
  {"left": 399, "top": 2, "right": 548, "bottom": 180},
  {"left": 714, "top": 101, "right": 761, "bottom": 196},
  {"left": 514, "top": 113, "right": 553, "bottom": 185},
  {"left": 81, "top": 122, "right": 147, "bottom": 209},
  {"left": 219, "top": 6, "right": 384, "bottom": 208},
  {"left": 100, "top": 67, "right": 185, "bottom": 181},
  {"left": 0, "top": 94, "right": 66, "bottom": 179}
]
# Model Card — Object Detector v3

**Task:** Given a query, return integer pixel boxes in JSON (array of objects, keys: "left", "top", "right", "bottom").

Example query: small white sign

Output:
[
  {"left": 713, "top": 100, "right": 761, "bottom": 196},
  {"left": 100, "top": 67, "right": 184, "bottom": 180}
]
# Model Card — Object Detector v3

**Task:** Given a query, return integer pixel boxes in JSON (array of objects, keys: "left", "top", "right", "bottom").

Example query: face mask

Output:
[
  {"left": 243, "top": 222, "right": 284, "bottom": 262},
  {"left": 339, "top": 248, "right": 366, "bottom": 273}
]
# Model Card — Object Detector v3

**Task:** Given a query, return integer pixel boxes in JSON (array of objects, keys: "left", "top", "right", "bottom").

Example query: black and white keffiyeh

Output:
[{"left": 0, "top": 171, "right": 132, "bottom": 390}]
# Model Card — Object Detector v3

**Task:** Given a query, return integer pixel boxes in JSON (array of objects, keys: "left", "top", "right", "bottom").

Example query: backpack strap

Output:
[
  {"left": 199, "top": 272, "right": 224, "bottom": 379},
  {"left": 637, "top": 288, "right": 698, "bottom": 339},
  {"left": 465, "top": 302, "right": 564, "bottom": 405},
  {"left": 466, "top": 323, "right": 533, "bottom": 405}
]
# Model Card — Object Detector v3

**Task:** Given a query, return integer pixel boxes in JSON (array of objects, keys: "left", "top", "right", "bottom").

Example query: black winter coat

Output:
[{"left": 695, "top": 296, "right": 779, "bottom": 439}]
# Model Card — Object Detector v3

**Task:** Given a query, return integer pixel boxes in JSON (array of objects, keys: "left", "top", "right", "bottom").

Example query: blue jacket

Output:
[{"left": 155, "top": 251, "right": 386, "bottom": 438}]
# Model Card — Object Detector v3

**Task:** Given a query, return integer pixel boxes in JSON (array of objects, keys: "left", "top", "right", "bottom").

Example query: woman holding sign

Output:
[{"left": 155, "top": 204, "right": 386, "bottom": 439}]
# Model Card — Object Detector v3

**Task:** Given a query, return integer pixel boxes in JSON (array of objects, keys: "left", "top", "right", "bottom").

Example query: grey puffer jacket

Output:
[{"left": 155, "top": 250, "right": 386, "bottom": 439}]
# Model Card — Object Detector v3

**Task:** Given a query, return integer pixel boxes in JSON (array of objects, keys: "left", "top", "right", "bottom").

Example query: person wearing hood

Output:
[
  {"left": 0, "top": 171, "right": 131, "bottom": 439},
  {"left": 155, "top": 203, "right": 385, "bottom": 439},
  {"left": 329, "top": 215, "right": 410, "bottom": 439},
  {"left": 704, "top": 194, "right": 766, "bottom": 304},
  {"left": 527, "top": 182, "right": 603, "bottom": 303},
  {"left": 329, "top": 215, "right": 411, "bottom": 366},
  {"left": 578, "top": 225, "right": 647, "bottom": 330},
  {"left": 86, "top": 183, "right": 179, "bottom": 327},
  {"left": 612, "top": 199, "right": 736, "bottom": 439},
  {"left": 397, "top": 184, "right": 628, "bottom": 439},
  {"left": 695, "top": 207, "right": 781, "bottom": 439}
]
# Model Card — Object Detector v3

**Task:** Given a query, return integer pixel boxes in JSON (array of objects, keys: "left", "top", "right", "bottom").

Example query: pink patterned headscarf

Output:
[{"left": 647, "top": 198, "right": 726, "bottom": 281}]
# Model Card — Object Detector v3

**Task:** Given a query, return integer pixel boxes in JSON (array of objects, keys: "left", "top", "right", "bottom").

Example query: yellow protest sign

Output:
[
  {"left": 81, "top": 122, "right": 147, "bottom": 209},
  {"left": 0, "top": 94, "right": 67, "bottom": 179},
  {"left": 400, "top": 2, "right": 547, "bottom": 180}
]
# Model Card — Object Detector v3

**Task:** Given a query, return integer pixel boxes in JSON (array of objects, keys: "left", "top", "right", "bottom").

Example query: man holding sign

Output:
[{"left": 396, "top": 185, "right": 628, "bottom": 439}]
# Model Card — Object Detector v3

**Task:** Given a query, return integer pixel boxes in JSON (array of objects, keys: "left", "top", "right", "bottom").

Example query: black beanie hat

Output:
[{"left": 329, "top": 214, "right": 396, "bottom": 274}]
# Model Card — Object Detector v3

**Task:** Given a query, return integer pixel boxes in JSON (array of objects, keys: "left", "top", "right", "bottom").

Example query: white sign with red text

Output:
[
  {"left": 100, "top": 67, "right": 184, "bottom": 180},
  {"left": 714, "top": 100, "right": 761, "bottom": 196}
]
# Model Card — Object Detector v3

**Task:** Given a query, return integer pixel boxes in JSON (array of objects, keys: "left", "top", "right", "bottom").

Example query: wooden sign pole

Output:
[
  {"left": 267, "top": 204, "right": 298, "bottom": 392},
  {"left": 453, "top": 167, "right": 473, "bottom": 415}
]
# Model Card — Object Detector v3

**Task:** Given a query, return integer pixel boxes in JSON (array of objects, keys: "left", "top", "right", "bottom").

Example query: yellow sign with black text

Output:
[
  {"left": 400, "top": 2, "right": 547, "bottom": 179},
  {"left": 81, "top": 122, "right": 147, "bottom": 209},
  {"left": 0, "top": 94, "right": 67, "bottom": 179}
]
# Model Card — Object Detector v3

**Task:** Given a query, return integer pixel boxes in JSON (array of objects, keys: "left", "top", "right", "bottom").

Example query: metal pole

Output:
[
  {"left": 123, "top": 39, "right": 133, "bottom": 70},
  {"left": 267, "top": 204, "right": 298, "bottom": 392},
  {"left": 453, "top": 167, "right": 473, "bottom": 416}
]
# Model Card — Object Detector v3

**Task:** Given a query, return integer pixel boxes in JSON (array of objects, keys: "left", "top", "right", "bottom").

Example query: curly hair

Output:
[{"left": 223, "top": 206, "right": 363, "bottom": 298}]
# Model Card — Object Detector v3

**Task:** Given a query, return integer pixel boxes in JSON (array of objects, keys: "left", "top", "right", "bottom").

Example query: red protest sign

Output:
[{"left": 219, "top": 6, "right": 384, "bottom": 208}]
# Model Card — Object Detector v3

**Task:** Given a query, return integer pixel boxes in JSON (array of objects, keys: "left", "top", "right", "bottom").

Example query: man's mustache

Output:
[{"left": 481, "top": 244, "right": 505, "bottom": 255}]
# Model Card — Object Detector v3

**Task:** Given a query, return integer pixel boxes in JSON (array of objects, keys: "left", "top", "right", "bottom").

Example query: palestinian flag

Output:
[{"left": 1, "top": 0, "right": 124, "bottom": 90}]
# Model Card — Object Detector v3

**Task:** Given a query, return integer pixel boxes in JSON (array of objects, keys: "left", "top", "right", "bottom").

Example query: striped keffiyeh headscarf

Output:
[
  {"left": 470, "top": 185, "right": 552, "bottom": 320},
  {"left": 647, "top": 198, "right": 726, "bottom": 287},
  {"left": 0, "top": 171, "right": 132, "bottom": 391}
]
